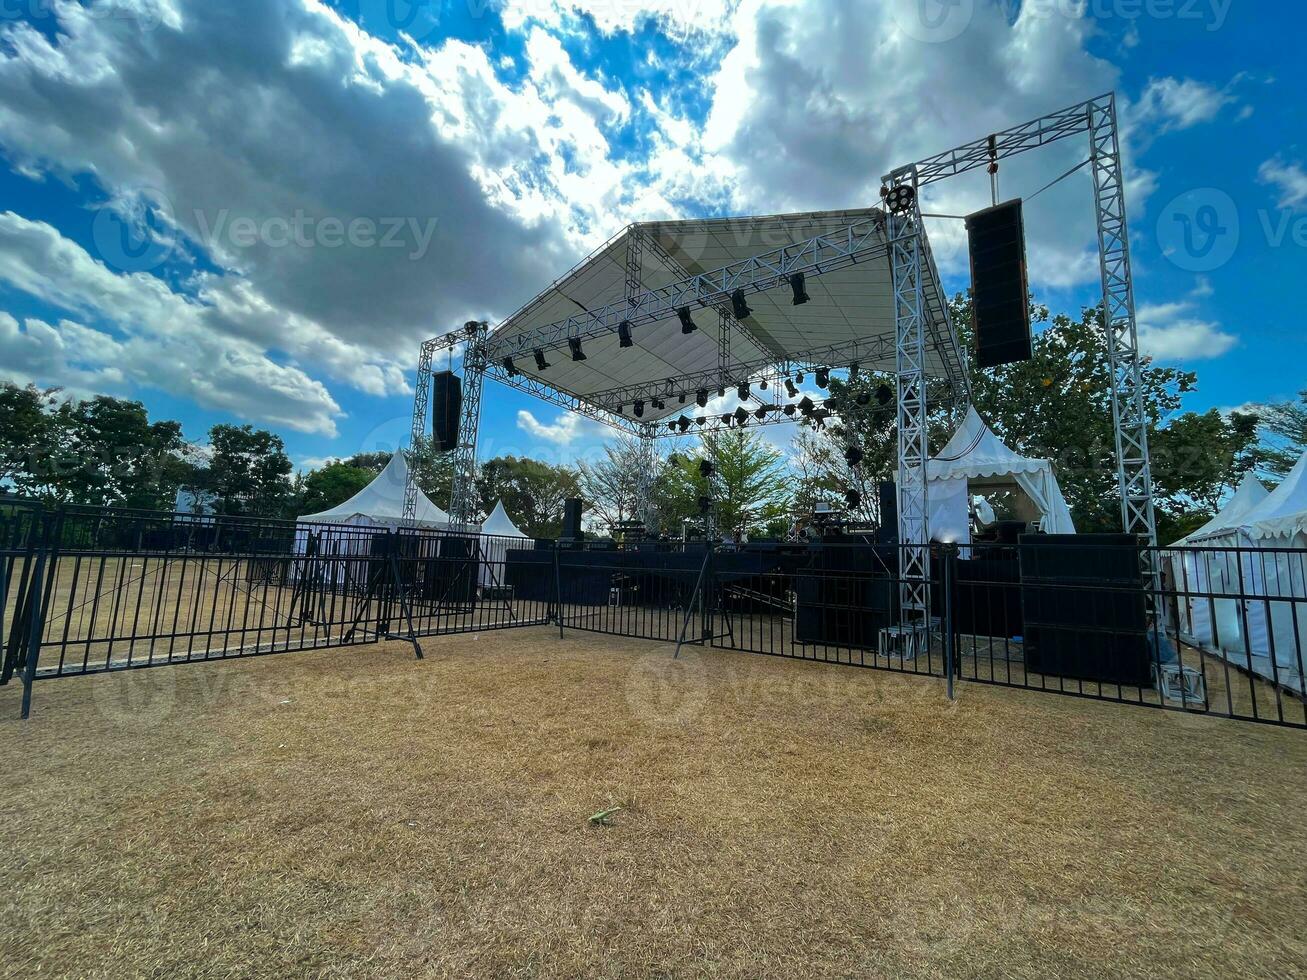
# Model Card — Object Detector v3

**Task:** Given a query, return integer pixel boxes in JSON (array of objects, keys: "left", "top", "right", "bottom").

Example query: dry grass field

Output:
[{"left": 2, "top": 627, "right": 1306, "bottom": 979}]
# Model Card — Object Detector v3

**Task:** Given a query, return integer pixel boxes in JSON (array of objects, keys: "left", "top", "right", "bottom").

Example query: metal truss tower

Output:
[
  {"left": 402, "top": 340, "right": 434, "bottom": 526},
  {"left": 884, "top": 91, "right": 1157, "bottom": 547},
  {"left": 448, "top": 322, "right": 488, "bottom": 527},
  {"left": 888, "top": 197, "right": 930, "bottom": 617}
]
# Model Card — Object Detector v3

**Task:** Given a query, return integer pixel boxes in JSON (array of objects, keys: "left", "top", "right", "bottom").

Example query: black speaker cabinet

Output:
[
  {"left": 966, "top": 199, "right": 1032, "bottom": 369},
  {"left": 1018, "top": 534, "right": 1151, "bottom": 687},
  {"left": 431, "top": 371, "right": 463, "bottom": 452},
  {"left": 876, "top": 481, "right": 898, "bottom": 544},
  {"left": 562, "top": 498, "right": 583, "bottom": 540}
]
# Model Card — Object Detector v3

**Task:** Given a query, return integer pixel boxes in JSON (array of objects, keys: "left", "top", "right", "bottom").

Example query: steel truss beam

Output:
[
  {"left": 889, "top": 203, "right": 930, "bottom": 618},
  {"left": 401, "top": 342, "right": 434, "bottom": 524},
  {"left": 448, "top": 322, "right": 488, "bottom": 527},
  {"left": 485, "top": 216, "right": 895, "bottom": 362}
]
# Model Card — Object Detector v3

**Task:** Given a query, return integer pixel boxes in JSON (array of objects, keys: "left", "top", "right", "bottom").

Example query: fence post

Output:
[
  {"left": 554, "top": 542, "right": 564, "bottom": 639},
  {"left": 942, "top": 542, "right": 956, "bottom": 701},
  {"left": 19, "top": 508, "right": 59, "bottom": 720}
]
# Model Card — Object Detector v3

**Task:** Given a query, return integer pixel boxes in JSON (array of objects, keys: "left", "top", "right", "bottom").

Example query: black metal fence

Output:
[{"left": 3, "top": 499, "right": 1305, "bottom": 730}]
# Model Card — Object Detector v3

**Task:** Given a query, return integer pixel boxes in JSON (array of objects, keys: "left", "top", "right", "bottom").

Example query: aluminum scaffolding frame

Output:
[
  {"left": 403, "top": 92, "right": 1154, "bottom": 564},
  {"left": 884, "top": 90, "right": 1157, "bottom": 547}
]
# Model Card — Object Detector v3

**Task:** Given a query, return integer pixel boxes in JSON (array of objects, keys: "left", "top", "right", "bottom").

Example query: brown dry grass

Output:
[{"left": 2, "top": 628, "right": 1306, "bottom": 979}]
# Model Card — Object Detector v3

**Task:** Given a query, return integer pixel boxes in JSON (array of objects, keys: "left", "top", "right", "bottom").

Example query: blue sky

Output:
[{"left": 0, "top": 0, "right": 1302, "bottom": 474}]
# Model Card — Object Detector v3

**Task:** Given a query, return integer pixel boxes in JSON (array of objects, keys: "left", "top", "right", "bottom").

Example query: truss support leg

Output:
[
  {"left": 634, "top": 430, "right": 658, "bottom": 534},
  {"left": 401, "top": 342, "right": 435, "bottom": 525},
  {"left": 890, "top": 199, "right": 930, "bottom": 623},
  {"left": 1089, "top": 96, "right": 1158, "bottom": 599},
  {"left": 449, "top": 322, "right": 488, "bottom": 529}
]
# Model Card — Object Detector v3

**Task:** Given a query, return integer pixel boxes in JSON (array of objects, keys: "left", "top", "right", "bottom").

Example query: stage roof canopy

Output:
[{"left": 486, "top": 207, "right": 966, "bottom": 425}]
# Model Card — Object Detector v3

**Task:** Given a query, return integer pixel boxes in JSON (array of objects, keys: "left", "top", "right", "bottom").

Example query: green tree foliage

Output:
[
  {"left": 958, "top": 298, "right": 1199, "bottom": 533},
  {"left": 654, "top": 429, "right": 791, "bottom": 536},
  {"left": 0, "top": 383, "right": 185, "bottom": 508},
  {"left": 403, "top": 436, "right": 455, "bottom": 511},
  {"left": 475, "top": 455, "right": 579, "bottom": 538},
  {"left": 1258, "top": 389, "right": 1306, "bottom": 477},
  {"left": 204, "top": 424, "right": 294, "bottom": 517}
]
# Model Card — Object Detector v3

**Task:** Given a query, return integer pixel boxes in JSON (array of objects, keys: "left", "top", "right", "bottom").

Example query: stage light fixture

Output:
[
  {"left": 845, "top": 487, "right": 861, "bottom": 509},
  {"left": 502, "top": 356, "right": 518, "bottom": 377},
  {"left": 677, "top": 306, "right": 698, "bottom": 334},
  {"left": 849, "top": 361, "right": 859, "bottom": 380},
  {"left": 533, "top": 348, "right": 550, "bottom": 371},
  {"left": 720, "top": 413, "right": 732, "bottom": 425},
  {"left": 568, "top": 337, "right": 586, "bottom": 361},
  {"left": 699, "top": 459, "right": 714, "bottom": 479},
  {"left": 783, "top": 405, "right": 796, "bottom": 416},
  {"left": 856, "top": 390, "right": 871, "bottom": 406},
  {"left": 738, "top": 382, "right": 749, "bottom": 401},
  {"left": 882, "top": 182, "right": 916, "bottom": 214},
  {"left": 795, "top": 370, "right": 805, "bottom": 383},
  {"left": 798, "top": 396, "right": 815, "bottom": 415},
  {"left": 815, "top": 367, "right": 830, "bottom": 389},
  {"left": 717, "top": 385, "right": 726, "bottom": 398},
  {"left": 734, "top": 407, "right": 749, "bottom": 424},
  {"left": 633, "top": 400, "right": 645, "bottom": 418},
  {"left": 759, "top": 378, "right": 768, "bottom": 390},
  {"left": 678, "top": 392, "right": 687, "bottom": 404},
  {"left": 788, "top": 272, "right": 810, "bottom": 306},
  {"left": 754, "top": 407, "right": 767, "bottom": 421},
  {"left": 844, "top": 444, "right": 864, "bottom": 467},
  {"left": 618, "top": 319, "right": 634, "bottom": 348},
  {"left": 677, "top": 416, "right": 691, "bottom": 433},
  {"left": 694, "top": 417, "right": 707, "bottom": 427},
  {"left": 785, "top": 379, "right": 799, "bottom": 398},
  {"left": 695, "top": 389, "right": 709, "bottom": 408},
  {"left": 651, "top": 397, "right": 665, "bottom": 410},
  {"left": 875, "top": 383, "right": 893, "bottom": 406},
  {"left": 730, "top": 288, "right": 752, "bottom": 320},
  {"left": 667, "top": 420, "right": 678, "bottom": 432}
]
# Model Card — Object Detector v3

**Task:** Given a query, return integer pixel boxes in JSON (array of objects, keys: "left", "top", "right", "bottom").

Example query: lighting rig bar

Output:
[{"left": 484, "top": 214, "right": 895, "bottom": 362}]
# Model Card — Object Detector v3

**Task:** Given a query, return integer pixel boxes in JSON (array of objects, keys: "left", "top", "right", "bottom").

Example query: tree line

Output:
[{"left": 1, "top": 295, "right": 1302, "bottom": 543}]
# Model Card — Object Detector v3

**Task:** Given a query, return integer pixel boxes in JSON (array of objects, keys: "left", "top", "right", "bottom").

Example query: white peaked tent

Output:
[
  {"left": 297, "top": 452, "right": 450, "bottom": 529},
  {"left": 478, "top": 500, "right": 530, "bottom": 588},
  {"left": 1197, "top": 450, "right": 1307, "bottom": 677},
  {"left": 1170, "top": 471, "right": 1269, "bottom": 647},
  {"left": 925, "top": 407, "right": 1076, "bottom": 544}
]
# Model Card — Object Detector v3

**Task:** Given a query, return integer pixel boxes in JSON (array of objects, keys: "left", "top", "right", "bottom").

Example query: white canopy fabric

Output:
[
  {"left": 1189, "top": 452, "right": 1307, "bottom": 679},
  {"left": 1170, "top": 471, "right": 1269, "bottom": 646},
  {"left": 925, "top": 407, "right": 1076, "bottom": 544},
  {"left": 478, "top": 500, "right": 530, "bottom": 588},
  {"left": 1245, "top": 449, "right": 1307, "bottom": 541},
  {"left": 297, "top": 452, "right": 450, "bottom": 528}
]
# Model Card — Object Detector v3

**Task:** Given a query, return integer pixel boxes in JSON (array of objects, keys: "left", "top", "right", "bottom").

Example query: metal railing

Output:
[{"left": 4, "top": 499, "right": 1304, "bottom": 730}]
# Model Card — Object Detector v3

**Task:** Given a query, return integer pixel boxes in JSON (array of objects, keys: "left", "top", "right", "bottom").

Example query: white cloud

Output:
[
  {"left": 1136, "top": 300, "right": 1237, "bottom": 361},
  {"left": 1133, "top": 76, "right": 1237, "bottom": 133},
  {"left": 1259, "top": 157, "right": 1307, "bottom": 211},
  {"left": 516, "top": 408, "right": 588, "bottom": 445},
  {"left": 0, "top": 213, "right": 343, "bottom": 434}
]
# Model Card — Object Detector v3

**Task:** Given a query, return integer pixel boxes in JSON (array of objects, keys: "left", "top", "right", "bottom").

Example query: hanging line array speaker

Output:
[
  {"left": 432, "top": 370, "right": 463, "bottom": 452},
  {"left": 965, "top": 198, "right": 1032, "bottom": 369}
]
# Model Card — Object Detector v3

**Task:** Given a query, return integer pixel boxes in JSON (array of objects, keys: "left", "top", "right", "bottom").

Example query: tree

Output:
[
  {"left": 404, "top": 436, "right": 455, "bottom": 512},
  {"left": 475, "top": 455, "right": 579, "bottom": 538},
  {"left": 958, "top": 297, "right": 1197, "bottom": 533},
  {"left": 578, "top": 435, "right": 646, "bottom": 532},
  {"left": 1258, "top": 389, "right": 1306, "bottom": 477},
  {"left": 204, "top": 424, "right": 294, "bottom": 517},
  {"left": 0, "top": 383, "right": 63, "bottom": 498},
  {"left": 62, "top": 396, "right": 186, "bottom": 509},
  {"left": 1150, "top": 408, "right": 1260, "bottom": 539},
  {"left": 655, "top": 429, "right": 791, "bottom": 536},
  {"left": 293, "top": 461, "right": 375, "bottom": 517}
]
